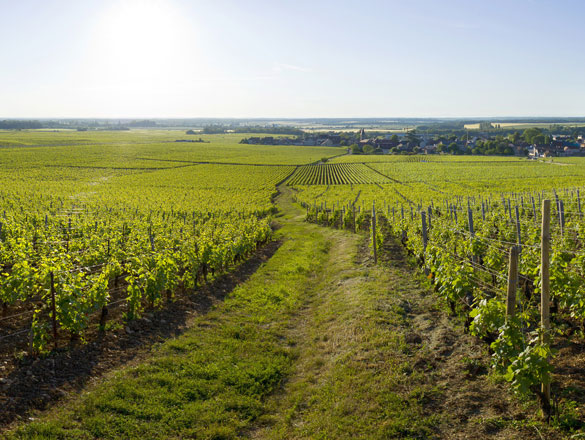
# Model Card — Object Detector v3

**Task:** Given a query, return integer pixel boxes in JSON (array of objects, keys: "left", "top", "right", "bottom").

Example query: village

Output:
[{"left": 240, "top": 127, "right": 585, "bottom": 157}]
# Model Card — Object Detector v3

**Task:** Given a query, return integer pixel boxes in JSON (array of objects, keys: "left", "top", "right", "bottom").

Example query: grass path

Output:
[{"left": 8, "top": 187, "right": 561, "bottom": 439}]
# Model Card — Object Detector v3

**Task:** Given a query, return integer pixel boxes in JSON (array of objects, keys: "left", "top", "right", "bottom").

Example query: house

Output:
[
  {"left": 563, "top": 141, "right": 581, "bottom": 149},
  {"left": 329, "top": 135, "right": 341, "bottom": 145},
  {"left": 529, "top": 146, "right": 542, "bottom": 158},
  {"left": 375, "top": 138, "right": 396, "bottom": 150},
  {"left": 562, "top": 146, "right": 583, "bottom": 156},
  {"left": 423, "top": 144, "right": 438, "bottom": 154},
  {"left": 357, "top": 128, "right": 398, "bottom": 151},
  {"left": 552, "top": 134, "right": 570, "bottom": 141}
]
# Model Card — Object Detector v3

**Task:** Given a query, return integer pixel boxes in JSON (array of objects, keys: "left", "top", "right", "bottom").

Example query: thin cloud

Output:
[{"left": 273, "top": 63, "right": 312, "bottom": 73}]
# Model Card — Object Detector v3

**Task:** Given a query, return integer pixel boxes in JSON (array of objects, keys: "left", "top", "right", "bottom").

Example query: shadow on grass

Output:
[{"left": 0, "top": 240, "right": 282, "bottom": 429}]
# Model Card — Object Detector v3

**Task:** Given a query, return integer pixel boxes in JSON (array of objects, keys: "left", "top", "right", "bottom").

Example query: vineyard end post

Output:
[
  {"left": 372, "top": 203, "right": 377, "bottom": 264},
  {"left": 541, "top": 199, "right": 551, "bottom": 417},
  {"left": 505, "top": 246, "right": 519, "bottom": 320},
  {"left": 421, "top": 211, "right": 428, "bottom": 275}
]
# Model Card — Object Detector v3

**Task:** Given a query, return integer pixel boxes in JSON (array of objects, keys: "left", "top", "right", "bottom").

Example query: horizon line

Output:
[{"left": 2, "top": 116, "right": 585, "bottom": 121}]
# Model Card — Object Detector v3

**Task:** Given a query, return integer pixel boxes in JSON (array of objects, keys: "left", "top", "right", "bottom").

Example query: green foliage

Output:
[
  {"left": 362, "top": 144, "right": 375, "bottom": 154},
  {"left": 491, "top": 325, "right": 553, "bottom": 396},
  {"left": 469, "top": 298, "right": 505, "bottom": 339},
  {"left": 0, "top": 132, "right": 333, "bottom": 351},
  {"left": 287, "top": 163, "right": 389, "bottom": 185}
]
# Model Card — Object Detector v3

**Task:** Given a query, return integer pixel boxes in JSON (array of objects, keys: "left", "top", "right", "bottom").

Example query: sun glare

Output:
[{"left": 87, "top": 0, "right": 191, "bottom": 89}]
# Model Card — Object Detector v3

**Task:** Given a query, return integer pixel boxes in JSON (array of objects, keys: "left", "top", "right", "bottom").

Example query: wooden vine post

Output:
[
  {"left": 427, "top": 206, "right": 432, "bottom": 229},
  {"left": 467, "top": 208, "right": 474, "bottom": 235},
  {"left": 50, "top": 271, "right": 58, "bottom": 349},
  {"left": 371, "top": 202, "right": 377, "bottom": 264},
  {"left": 421, "top": 211, "right": 428, "bottom": 275},
  {"left": 515, "top": 206, "right": 522, "bottom": 251},
  {"left": 421, "top": 211, "right": 428, "bottom": 251},
  {"left": 507, "top": 198, "right": 513, "bottom": 221},
  {"left": 505, "top": 246, "right": 519, "bottom": 320},
  {"left": 467, "top": 208, "right": 476, "bottom": 263},
  {"left": 541, "top": 199, "right": 551, "bottom": 416},
  {"left": 559, "top": 199, "right": 565, "bottom": 237}
]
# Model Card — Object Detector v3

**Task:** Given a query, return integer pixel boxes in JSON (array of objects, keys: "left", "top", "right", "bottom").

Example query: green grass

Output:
[{"left": 253, "top": 229, "right": 441, "bottom": 439}]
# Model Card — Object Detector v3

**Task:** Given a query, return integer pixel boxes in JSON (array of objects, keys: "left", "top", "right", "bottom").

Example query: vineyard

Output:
[
  {"left": 3, "top": 132, "right": 585, "bottom": 437},
  {"left": 286, "top": 163, "right": 390, "bottom": 185},
  {"left": 0, "top": 131, "right": 344, "bottom": 356},
  {"left": 292, "top": 157, "right": 585, "bottom": 209},
  {"left": 298, "top": 158, "right": 585, "bottom": 422}
]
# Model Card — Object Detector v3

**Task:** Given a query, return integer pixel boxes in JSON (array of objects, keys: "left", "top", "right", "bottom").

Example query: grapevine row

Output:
[
  {"left": 287, "top": 163, "right": 390, "bottom": 185},
  {"left": 303, "top": 187, "right": 585, "bottom": 418}
]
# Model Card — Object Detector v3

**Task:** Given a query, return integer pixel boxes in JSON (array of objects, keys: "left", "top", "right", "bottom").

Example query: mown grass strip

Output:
[{"left": 251, "top": 233, "right": 441, "bottom": 439}]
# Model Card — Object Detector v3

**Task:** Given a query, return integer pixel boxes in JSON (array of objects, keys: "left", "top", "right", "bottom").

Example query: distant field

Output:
[
  {"left": 0, "top": 129, "right": 179, "bottom": 146},
  {"left": 464, "top": 122, "right": 585, "bottom": 130},
  {"left": 0, "top": 130, "right": 344, "bottom": 166},
  {"left": 301, "top": 127, "right": 409, "bottom": 133},
  {"left": 463, "top": 123, "right": 481, "bottom": 129}
]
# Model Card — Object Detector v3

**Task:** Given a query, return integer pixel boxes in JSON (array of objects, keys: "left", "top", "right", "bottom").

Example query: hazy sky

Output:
[{"left": 1, "top": 0, "right": 584, "bottom": 118}]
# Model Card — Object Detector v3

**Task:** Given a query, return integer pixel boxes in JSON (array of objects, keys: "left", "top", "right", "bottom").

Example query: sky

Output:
[{"left": 0, "top": 0, "right": 584, "bottom": 118}]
